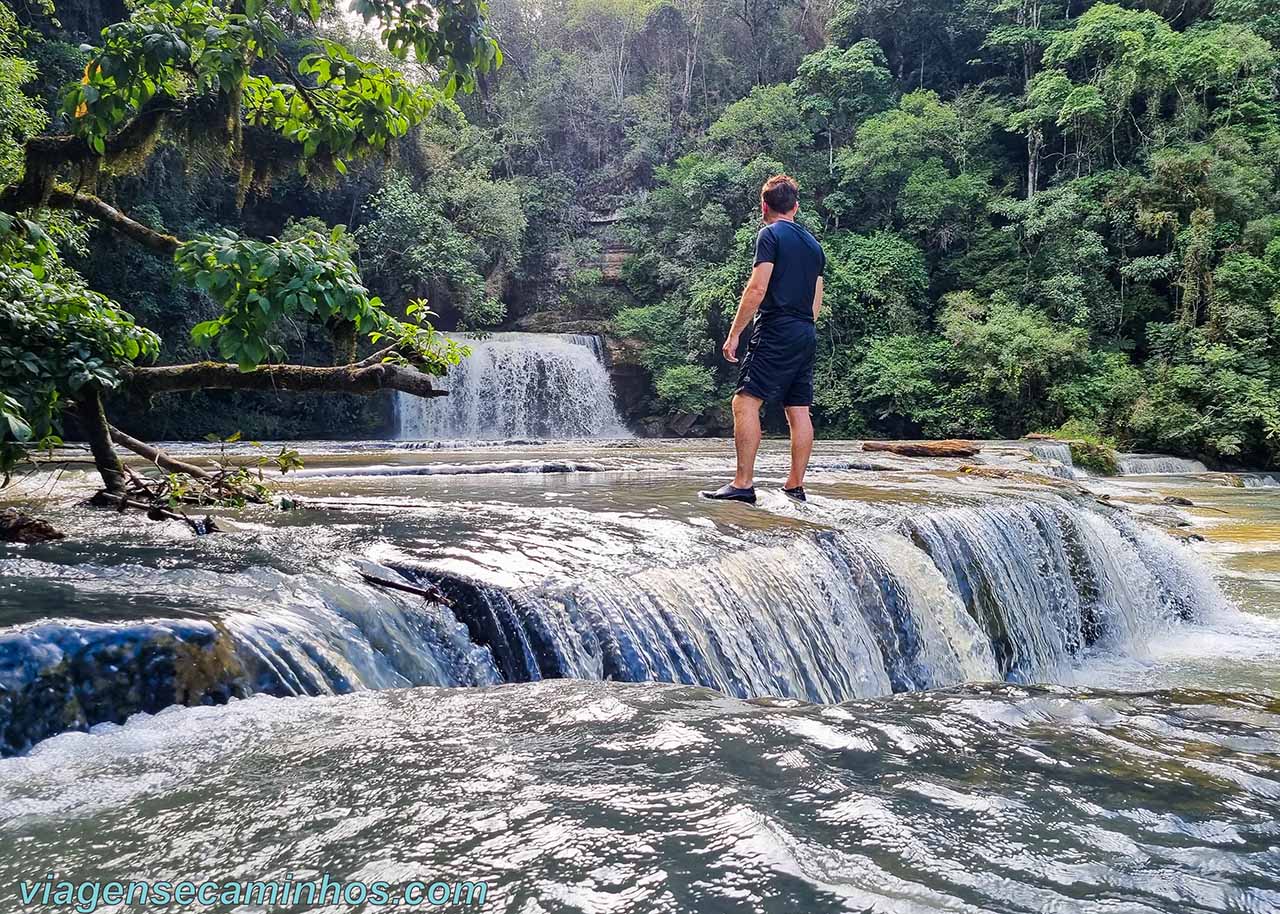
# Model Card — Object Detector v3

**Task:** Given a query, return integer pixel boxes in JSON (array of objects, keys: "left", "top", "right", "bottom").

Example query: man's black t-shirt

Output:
[{"left": 753, "top": 220, "right": 825, "bottom": 324}]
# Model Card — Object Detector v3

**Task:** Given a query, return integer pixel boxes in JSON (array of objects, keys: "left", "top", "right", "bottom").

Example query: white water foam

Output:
[
  {"left": 1241, "top": 474, "right": 1280, "bottom": 488},
  {"left": 1029, "top": 442, "right": 1074, "bottom": 467},
  {"left": 1117, "top": 454, "right": 1209, "bottom": 475}
]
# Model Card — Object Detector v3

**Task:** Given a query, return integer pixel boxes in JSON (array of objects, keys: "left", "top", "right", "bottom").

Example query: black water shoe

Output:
[
  {"left": 783, "top": 486, "right": 806, "bottom": 502},
  {"left": 700, "top": 483, "right": 757, "bottom": 504}
]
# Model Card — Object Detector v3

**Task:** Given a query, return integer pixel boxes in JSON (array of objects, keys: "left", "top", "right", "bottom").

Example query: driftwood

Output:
[
  {"left": 109, "top": 425, "right": 215, "bottom": 479},
  {"left": 358, "top": 572, "right": 452, "bottom": 606},
  {"left": 863, "top": 439, "right": 981, "bottom": 458},
  {"left": 91, "top": 490, "right": 202, "bottom": 533}
]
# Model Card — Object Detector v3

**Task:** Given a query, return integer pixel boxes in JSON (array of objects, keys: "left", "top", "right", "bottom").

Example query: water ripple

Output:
[{"left": 1, "top": 681, "right": 1277, "bottom": 913}]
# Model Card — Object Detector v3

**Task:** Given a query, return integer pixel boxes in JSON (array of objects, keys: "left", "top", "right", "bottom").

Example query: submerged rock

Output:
[
  {"left": 0, "top": 621, "right": 252, "bottom": 756},
  {"left": 0, "top": 509, "right": 64, "bottom": 544},
  {"left": 959, "top": 465, "right": 1072, "bottom": 488},
  {"left": 202, "top": 515, "right": 248, "bottom": 534},
  {"left": 1135, "top": 505, "right": 1192, "bottom": 528}
]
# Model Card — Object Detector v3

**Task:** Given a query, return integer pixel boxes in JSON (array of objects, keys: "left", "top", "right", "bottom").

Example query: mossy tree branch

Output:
[{"left": 124, "top": 360, "right": 448, "bottom": 399}]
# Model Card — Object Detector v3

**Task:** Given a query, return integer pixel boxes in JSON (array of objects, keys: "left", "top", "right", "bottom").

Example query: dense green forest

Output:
[{"left": 2, "top": 0, "right": 1279, "bottom": 468}]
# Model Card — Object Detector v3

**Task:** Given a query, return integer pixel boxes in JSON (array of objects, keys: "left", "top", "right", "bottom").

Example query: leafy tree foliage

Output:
[
  {"left": 608, "top": 0, "right": 1280, "bottom": 467},
  {"left": 0, "top": 214, "right": 159, "bottom": 475},
  {"left": 0, "top": 0, "right": 498, "bottom": 486}
]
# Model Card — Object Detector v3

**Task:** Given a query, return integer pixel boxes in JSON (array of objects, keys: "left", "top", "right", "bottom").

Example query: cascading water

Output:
[
  {"left": 1117, "top": 453, "right": 1209, "bottom": 474},
  {"left": 1029, "top": 441, "right": 1074, "bottom": 467},
  {"left": 0, "top": 497, "right": 1226, "bottom": 753},
  {"left": 419, "top": 532, "right": 996, "bottom": 703},
  {"left": 901, "top": 501, "right": 1214, "bottom": 680},
  {"left": 1241, "top": 473, "right": 1280, "bottom": 488},
  {"left": 396, "top": 332, "right": 628, "bottom": 440},
  {"left": 385, "top": 500, "right": 1220, "bottom": 702},
  {"left": 9, "top": 384, "right": 1258, "bottom": 763},
  {"left": 1027, "top": 441, "right": 1084, "bottom": 479},
  {"left": 3, "top": 438, "right": 1276, "bottom": 914},
  {"left": 0, "top": 563, "right": 498, "bottom": 755}
]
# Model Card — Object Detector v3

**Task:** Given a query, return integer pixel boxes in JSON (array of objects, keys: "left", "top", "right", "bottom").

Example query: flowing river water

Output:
[{"left": 1, "top": 432, "right": 1278, "bottom": 913}]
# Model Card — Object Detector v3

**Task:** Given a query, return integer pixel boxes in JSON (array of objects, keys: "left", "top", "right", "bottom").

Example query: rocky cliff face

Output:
[
  {"left": 600, "top": 335, "right": 652, "bottom": 427},
  {"left": 599, "top": 336, "right": 734, "bottom": 437}
]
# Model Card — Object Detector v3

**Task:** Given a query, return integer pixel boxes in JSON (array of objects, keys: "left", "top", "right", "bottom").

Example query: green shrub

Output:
[
  {"left": 654, "top": 365, "right": 716, "bottom": 414},
  {"left": 1068, "top": 440, "right": 1119, "bottom": 475}
]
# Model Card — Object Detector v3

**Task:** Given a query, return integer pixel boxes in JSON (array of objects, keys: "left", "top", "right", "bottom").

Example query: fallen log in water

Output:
[
  {"left": 90, "top": 490, "right": 203, "bottom": 534},
  {"left": 108, "top": 425, "right": 215, "bottom": 480},
  {"left": 358, "top": 571, "right": 453, "bottom": 606},
  {"left": 863, "top": 439, "right": 981, "bottom": 458}
]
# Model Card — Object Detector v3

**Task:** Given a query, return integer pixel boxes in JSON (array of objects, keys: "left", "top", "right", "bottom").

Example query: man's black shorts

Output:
[{"left": 736, "top": 317, "right": 817, "bottom": 407}]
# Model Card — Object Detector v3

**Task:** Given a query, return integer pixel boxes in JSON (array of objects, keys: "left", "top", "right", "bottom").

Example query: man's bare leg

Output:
[
  {"left": 732, "top": 392, "right": 763, "bottom": 488},
  {"left": 784, "top": 405, "right": 813, "bottom": 490}
]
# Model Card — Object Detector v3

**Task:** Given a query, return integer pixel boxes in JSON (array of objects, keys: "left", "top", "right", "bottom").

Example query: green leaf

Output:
[{"left": 5, "top": 413, "right": 33, "bottom": 442}]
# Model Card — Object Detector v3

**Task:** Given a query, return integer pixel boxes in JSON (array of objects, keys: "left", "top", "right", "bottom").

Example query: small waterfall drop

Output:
[
  {"left": 902, "top": 501, "right": 1217, "bottom": 681},
  {"left": 1028, "top": 441, "right": 1084, "bottom": 479},
  {"left": 397, "top": 333, "right": 627, "bottom": 440},
  {"left": 1241, "top": 473, "right": 1279, "bottom": 488},
  {"left": 1118, "top": 454, "right": 1208, "bottom": 475},
  {"left": 0, "top": 500, "right": 1231, "bottom": 754},
  {"left": 1029, "top": 442, "right": 1074, "bottom": 467},
  {"left": 413, "top": 532, "right": 998, "bottom": 703},
  {"left": 394, "top": 500, "right": 1224, "bottom": 701},
  {"left": 0, "top": 565, "right": 499, "bottom": 756}
]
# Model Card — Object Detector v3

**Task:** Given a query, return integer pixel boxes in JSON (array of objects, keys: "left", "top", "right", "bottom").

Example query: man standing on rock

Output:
[{"left": 701, "top": 174, "right": 825, "bottom": 505}]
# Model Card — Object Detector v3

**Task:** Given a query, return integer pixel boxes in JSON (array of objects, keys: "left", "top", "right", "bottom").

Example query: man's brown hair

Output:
[{"left": 761, "top": 174, "right": 800, "bottom": 214}]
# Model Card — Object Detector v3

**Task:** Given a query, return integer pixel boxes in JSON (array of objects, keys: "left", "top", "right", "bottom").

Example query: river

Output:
[{"left": 1, "top": 432, "right": 1278, "bottom": 913}]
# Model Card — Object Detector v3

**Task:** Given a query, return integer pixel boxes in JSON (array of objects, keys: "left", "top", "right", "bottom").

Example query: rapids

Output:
[
  {"left": 2, "top": 435, "right": 1278, "bottom": 913},
  {"left": 3, "top": 682, "right": 1278, "bottom": 913}
]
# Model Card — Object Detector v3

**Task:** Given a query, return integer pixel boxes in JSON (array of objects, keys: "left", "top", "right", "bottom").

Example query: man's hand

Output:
[{"left": 725, "top": 263, "right": 770, "bottom": 363}]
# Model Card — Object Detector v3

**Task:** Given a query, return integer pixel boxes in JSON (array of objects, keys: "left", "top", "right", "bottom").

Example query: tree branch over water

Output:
[
  {"left": 48, "top": 188, "right": 181, "bottom": 255},
  {"left": 125, "top": 360, "right": 448, "bottom": 399}
]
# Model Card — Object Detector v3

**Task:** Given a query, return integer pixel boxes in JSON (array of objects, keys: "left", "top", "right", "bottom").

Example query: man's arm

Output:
[
  {"left": 812, "top": 276, "right": 824, "bottom": 322},
  {"left": 722, "top": 262, "right": 773, "bottom": 363}
]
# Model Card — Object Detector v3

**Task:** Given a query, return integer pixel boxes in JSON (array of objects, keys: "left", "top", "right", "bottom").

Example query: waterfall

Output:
[
  {"left": 396, "top": 333, "right": 627, "bottom": 440},
  {"left": 1027, "top": 441, "right": 1085, "bottom": 479},
  {"left": 1117, "top": 454, "right": 1208, "bottom": 475},
  {"left": 1029, "top": 444, "right": 1212, "bottom": 479},
  {"left": 1029, "top": 442, "right": 1074, "bottom": 467},
  {"left": 900, "top": 501, "right": 1214, "bottom": 681},
  {"left": 0, "top": 501, "right": 1228, "bottom": 754},
  {"left": 418, "top": 533, "right": 996, "bottom": 703},
  {"left": 395, "top": 500, "right": 1221, "bottom": 700},
  {"left": 1241, "top": 474, "right": 1279, "bottom": 488}
]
